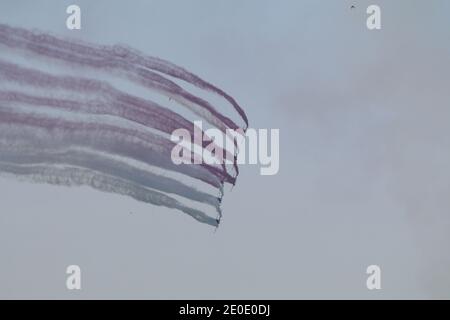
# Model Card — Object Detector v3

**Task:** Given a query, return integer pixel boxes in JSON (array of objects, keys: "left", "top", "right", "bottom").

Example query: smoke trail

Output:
[
  {"left": 0, "top": 162, "right": 218, "bottom": 226},
  {"left": 0, "top": 24, "right": 248, "bottom": 227},
  {"left": 0, "top": 23, "right": 247, "bottom": 132},
  {"left": 0, "top": 60, "right": 239, "bottom": 176}
]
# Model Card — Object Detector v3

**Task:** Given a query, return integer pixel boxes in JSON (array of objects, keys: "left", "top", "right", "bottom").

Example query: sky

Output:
[{"left": 0, "top": 0, "right": 450, "bottom": 299}]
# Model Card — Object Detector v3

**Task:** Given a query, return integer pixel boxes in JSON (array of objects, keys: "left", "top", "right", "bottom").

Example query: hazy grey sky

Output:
[{"left": 1, "top": 0, "right": 449, "bottom": 299}]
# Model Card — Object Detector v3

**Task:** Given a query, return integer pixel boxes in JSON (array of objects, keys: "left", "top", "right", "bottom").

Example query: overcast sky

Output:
[{"left": 1, "top": 0, "right": 450, "bottom": 299}]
